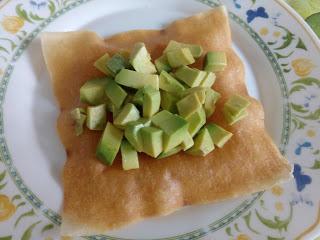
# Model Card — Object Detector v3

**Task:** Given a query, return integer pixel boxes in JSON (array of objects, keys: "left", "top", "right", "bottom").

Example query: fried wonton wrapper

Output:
[{"left": 41, "top": 6, "right": 292, "bottom": 236}]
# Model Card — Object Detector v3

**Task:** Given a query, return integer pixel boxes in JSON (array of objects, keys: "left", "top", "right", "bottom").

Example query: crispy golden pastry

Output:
[{"left": 41, "top": 6, "right": 292, "bottom": 236}]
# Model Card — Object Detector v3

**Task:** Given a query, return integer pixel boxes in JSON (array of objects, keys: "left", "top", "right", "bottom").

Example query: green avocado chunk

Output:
[
  {"left": 115, "top": 69, "right": 159, "bottom": 90},
  {"left": 86, "top": 104, "right": 107, "bottom": 130},
  {"left": 187, "top": 128, "right": 214, "bottom": 156},
  {"left": 157, "top": 146, "right": 182, "bottom": 159},
  {"left": 124, "top": 121, "right": 144, "bottom": 152},
  {"left": 200, "top": 72, "right": 216, "bottom": 88},
  {"left": 223, "top": 94, "right": 250, "bottom": 125},
  {"left": 70, "top": 108, "right": 86, "bottom": 136},
  {"left": 181, "top": 132, "right": 194, "bottom": 151},
  {"left": 132, "top": 88, "right": 145, "bottom": 106},
  {"left": 175, "top": 66, "right": 206, "bottom": 88},
  {"left": 160, "top": 91, "right": 179, "bottom": 113},
  {"left": 96, "top": 122, "right": 123, "bottom": 165},
  {"left": 80, "top": 78, "right": 110, "bottom": 105},
  {"left": 130, "top": 42, "right": 157, "bottom": 74},
  {"left": 94, "top": 53, "right": 113, "bottom": 76},
  {"left": 166, "top": 48, "right": 195, "bottom": 68},
  {"left": 140, "top": 127, "right": 163, "bottom": 157},
  {"left": 114, "top": 103, "right": 140, "bottom": 128},
  {"left": 121, "top": 140, "right": 139, "bottom": 170},
  {"left": 204, "top": 88, "right": 221, "bottom": 118},
  {"left": 164, "top": 40, "right": 203, "bottom": 58},
  {"left": 177, "top": 93, "right": 202, "bottom": 118},
  {"left": 151, "top": 110, "right": 189, "bottom": 152},
  {"left": 105, "top": 80, "right": 127, "bottom": 109},
  {"left": 182, "top": 87, "right": 206, "bottom": 104},
  {"left": 204, "top": 51, "right": 227, "bottom": 72},
  {"left": 159, "top": 71, "right": 186, "bottom": 94},
  {"left": 106, "top": 53, "right": 128, "bottom": 75},
  {"left": 155, "top": 55, "right": 171, "bottom": 73},
  {"left": 206, "top": 123, "right": 233, "bottom": 148},
  {"left": 184, "top": 107, "right": 206, "bottom": 137},
  {"left": 143, "top": 86, "right": 161, "bottom": 118}
]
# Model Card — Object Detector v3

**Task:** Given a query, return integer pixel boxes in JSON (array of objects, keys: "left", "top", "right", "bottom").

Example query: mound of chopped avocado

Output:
[{"left": 71, "top": 40, "right": 250, "bottom": 170}]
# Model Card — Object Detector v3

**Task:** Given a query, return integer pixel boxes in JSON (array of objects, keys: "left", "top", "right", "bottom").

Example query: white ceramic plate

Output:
[{"left": 0, "top": 0, "right": 319, "bottom": 239}]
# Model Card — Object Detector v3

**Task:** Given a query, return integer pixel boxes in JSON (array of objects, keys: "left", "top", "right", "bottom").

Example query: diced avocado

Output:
[
  {"left": 200, "top": 72, "right": 216, "bottom": 88},
  {"left": 106, "top": 53, "right": 128, "bottom": 75},
  {"left": 159, "top": 71, "right": 186, "bottom": 94},
  {"left": 204, "top": 51, "right": 227, "bottom": 72},
  {"left": 140, "top": 127, "right": 163, "bottom": 157},
  {"left": 177, "top": 93, "right": 202, "bottom": 118},
  {"left": 96, "top": 122, "right": 123, "bottom": 165},
  {"left": 124, "top": 94, "right": 134, "bottom": 105},
  {"left": 160, "top": 91, "right": 179, "bottom": 113},
  {"left": 157, "top": 146, "right": 182, "bottom": 159},
  {"left": 184, "top": 107, "right": 206, "bottom": 137},
  {"left": 187, "top": 128, "right": 214, "bottom": 156},
  {"left": 152, "top": 111, "right": 189, "bottom": 152},
  {"left": 114, "top": 103, "right": 140, "bottom": 128},
  {"left": 105, "top": 80, "right": 127, "bottom": 109},
  {"left": 124, "top": 122, "right": 144, "bottom": 152},
  {"left": 181, "top": 132, "right": 194, "bottom": 151},
  {"left": 164, "top": 40, "right": 203, "bottom": 58},
  {"left": 175, "top": 66, "right": 206, "bottom": 87},
  {"left": 115, "top": 69, "right": 159, "bottom": 90},
  {"left": 70, "top": 108, "right": 86, "bottom": 136},
  {"left": 94, "top": 53, "right": 113, "bottom": 76},
  {"left": 155, "top": 55, "right": 171, "bottom": 73},
  {"left": 204, "top": 89, "right": 221, "bottom": 117},
  {"left": 86, "top": 104, "right": 107, "bottom": 130},
  {"left": 182, "top": 87, "right": 206, "bottom": 104},
  {"left": 166, "top": 48, "right": 195, "bottom": 68},
  {"left": 223, "top": 94, "right": 250, "bottom": 125},
  {"left": 135, "top": 118, "right": 152, "bottom": 127},
  {"left": 143, "top": 86, "right": 160, "bottom": 118},
  {"left": 121, "top": 140, "right": 139, "bottom": 170},
  {"left": 80, "top": 78, "right": 110, "bottom": 105},
  {"left": 206, "top": 123, "right": 233, "bottom": 148},
  {"left": 130, "top": 42, "right": 156, "bottom": 74},
  {"left": 132, "top": 88, "right": 145, "bottom": 106}
]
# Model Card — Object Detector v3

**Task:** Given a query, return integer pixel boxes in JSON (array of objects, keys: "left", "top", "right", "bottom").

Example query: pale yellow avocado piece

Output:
[{"left": 130, "top": 42, "right": 157, "bottom": 74}]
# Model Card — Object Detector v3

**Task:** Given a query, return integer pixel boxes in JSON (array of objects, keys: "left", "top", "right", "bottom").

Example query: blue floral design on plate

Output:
[
  {"left": 246, "top": 7, "right": 269, "bottom": 23},
  {"left": 293, "top": 164, "right": 312, "bottom": 192},
  {"left": 294, "top": 141, "right": 312, "bottom": 155}
]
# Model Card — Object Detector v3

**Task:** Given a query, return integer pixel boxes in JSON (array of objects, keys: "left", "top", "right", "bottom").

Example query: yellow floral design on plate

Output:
[
  {"left": 307, "top": 129, "right": 316, "bottom": 137},
  {"left": 1, "top": 16, "right": 24, "bottom": 34},
  {"left": 275, "top": 201, "right": 284, "bottom": 212},
  {"left": 271, "top": 185, "right": 284, "bottom": 196},
  {"left": 259, "top": 27, "right": 269, "bottom": 36},
  {"left": 273, "top": 31, "right": 281, "bottom": 38},
  {"left": 236, "top": 234, "right": 251, "bottom": 240},
  {"left": 0, "top": 194, "right": 16, "bottom": 221},
  {"left": 291, "top": 58, "right": 316, "bottom": 77}
]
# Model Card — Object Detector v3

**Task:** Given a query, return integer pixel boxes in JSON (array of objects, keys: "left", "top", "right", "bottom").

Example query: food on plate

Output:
[{"left": 41, "top": 6, "right": 292, "bottom": 236}]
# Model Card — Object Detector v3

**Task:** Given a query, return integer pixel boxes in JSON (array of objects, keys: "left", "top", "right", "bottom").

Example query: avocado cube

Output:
[
  {"left": 164, "top": 40, "right": 203, "bottom": 58},
  {"left": 140, "top": 127, "right": 163, "bottom": 157},
  {"left": 143, "top": 86, "right": 160, "bottom": 118},
  {"left": 223, "top": 94, "right": 250, "bottom": 125},
  {"left": 181, "top": 132, "right": 194, "bottom": 151},
  {"left": 152, "top": 111, "right": 189, "bottom": 152},
  {"left": 115, "top": 69, "right": 159, "bottom": 90},
  {"left": 124, "top": 122, "right": 144, "bottom": 152},
  {"left": 206, "top": 123, "right": 233, "bottom": 148},
  {"left": 223, "top": 107, "right": 248, "bottom": 125},
  {"left": 132, "top": 88, "right": 145, "bottom": 106},
  {"left": 70, "top": 108, "right": 86, "bottom": 136},
  {"left": 182, "top": 87, "right": 206, "bottom": 104},
  {"left": 175, "top": 66, "right": 206, "bottom": 88},
  {"left": 114, "top": 103, "right": 140, "bottom": 128},
  {"left": 157, "top": 146, "right": 182, "bottom": 159},
  {"left": 185, "top": 107, "right": 206, "bottom": 137},
  {"left": 80, "top": 78, "right": 110, "bottom": 105},
  {"left": 130, "top": 42, "right": 157, "bottom": 74},
  {"left": 204, "top": 51, "right": 227, "bottom": 72},
  {"left": 160, "top": 91, "right": 179, "bottom": 113},
  {"left": 106, "top": 53, "right": 128, "bottom": 75},
  {"left": 105, "top": 80, "right": 127, "bottom": 109},
  {"left": 86, "top": 104, "right": 107, "bottom": 130},
  {"left": 121, "top": 140, "right": 139, "bottom": 170},
  {"left": 96, "top": 122, "right": 123, "bottom": 165},
  {"left": 200, "top": 72, "right": 216, "bottom": 88},
  {"left": 94, "top": 53, "right": 113, "bottom": 76},
  {"left": 204, "top": 89, "right": 221, "bottom": 117},
  {"left": 159, "top": 71, "right": 186, "bottom": 94},
  {"left": 187, "top": 128, "right": 214, "bottom": 156},
  {"left": 155, "top": 55, "right": 172, "bottom": 73},
  {"left": 166, "top": 48, "right": 195, "bottom": 68},
  {"left": 177, "top": 93, "right": 202, "bottom": 118}
]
